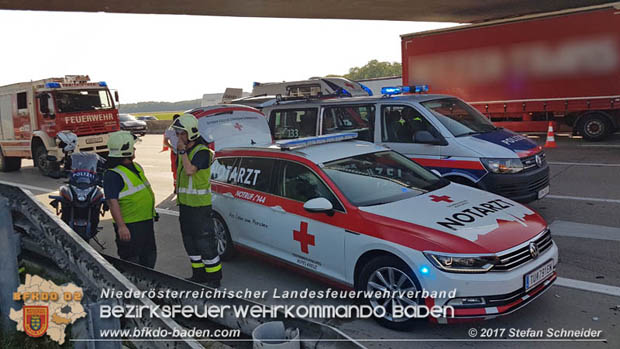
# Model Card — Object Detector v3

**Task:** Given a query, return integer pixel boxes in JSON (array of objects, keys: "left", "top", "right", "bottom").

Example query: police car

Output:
[
  {"left": 239, "top": 85, "right": 550, "bottom": 203},
  {"left": 186, "top": 105, "right": 558, "bottom": 329}
]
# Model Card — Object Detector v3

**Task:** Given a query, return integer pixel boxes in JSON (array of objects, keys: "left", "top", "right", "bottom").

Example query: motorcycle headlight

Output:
[
  {"left": 481, "top": 158, "right": 524, "bottom": 174},
  {"left": 424, "top": 252, "right": 498, "bottom": 273},
  {"left": 73, "top": 187, "right": 92, "bottom": 202}
]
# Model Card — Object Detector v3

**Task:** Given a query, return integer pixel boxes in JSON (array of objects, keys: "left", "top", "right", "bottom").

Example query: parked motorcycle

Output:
[{"left": 49, "top": 151, "right": 108, "bottom": 248}]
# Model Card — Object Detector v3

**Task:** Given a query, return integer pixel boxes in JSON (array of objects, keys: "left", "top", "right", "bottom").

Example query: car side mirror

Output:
[
  {"left": 114, "top": 90, "right": 119, "bottom": 103},
  {"left": 303, "top": 197, "right": 334, "bottom": 216}
]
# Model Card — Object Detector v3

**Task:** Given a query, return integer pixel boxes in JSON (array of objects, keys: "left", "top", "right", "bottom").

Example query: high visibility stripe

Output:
[
  {"left": 191, "top": 262, "right": 205, "bottom": 268},
  {"left": 189, "top": 255, "right": 202, "bottom": 261},
  {"left": 205, "top": 264, "right": 222, "bottom": 273},
  {"left": 177, "top": 187, "right": 211, "bottom": 195},
  {"left": 110, "top": 168, "right": 150, "bottom": 198},
  {"left": 202, "top": 256, "right": 220, "bottom": 265},
  {"left": 178, "top": 169, "right": 211, "bottom": 194},
  {"left": 118, "top": 184, "right": 147, "bottom": 198}
]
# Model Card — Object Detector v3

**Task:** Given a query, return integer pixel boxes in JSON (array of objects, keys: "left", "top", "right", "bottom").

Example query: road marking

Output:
[
  {"left": 548, "top": 161, "right": 620, "bottom": 167},
  {"left": 550, "top": 220, "right": 620, "bottom": 241},
  {"left": 0, "top": 180, "right": 55, "bottom": 193},
  {"left": 555, "top": 277, "right": 620, "bottom": 297},
  {"left": 545, "top": 194, "right": 620, "bottom": 204},
  {"left": 580, "top": 144, "right": 620, "bottom": 148},
  {"left": 156, "top": 208, "right": 179, "bottom": 217}
]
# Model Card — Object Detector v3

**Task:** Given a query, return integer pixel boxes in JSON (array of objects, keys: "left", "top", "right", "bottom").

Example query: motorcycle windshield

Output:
[
  {"left": 70, "top": 153, "right": 103, "bottom": 188},
  {"left": 71, "top": 153, "right": 100, "bottom": 173}
]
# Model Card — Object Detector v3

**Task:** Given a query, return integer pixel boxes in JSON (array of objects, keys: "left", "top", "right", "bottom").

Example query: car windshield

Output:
[
  {"left": 322, "top": 151, "right": 448, "bottom": 206},
  {"left": 54, "top": 89, "right": 114, "bottom": 113},
  {"left": 421, "top": 98, "right": 496, "bottom": 137},
  {"left": 119, "top": 114, "right": 136, "bottom": 121}
]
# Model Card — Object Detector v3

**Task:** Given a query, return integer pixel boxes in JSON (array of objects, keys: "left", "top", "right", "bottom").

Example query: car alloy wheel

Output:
[{"left": 367, "top": 266, "right": 419, "bottom": 322}]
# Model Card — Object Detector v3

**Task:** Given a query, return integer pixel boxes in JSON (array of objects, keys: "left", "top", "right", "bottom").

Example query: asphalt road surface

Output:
[{"left": 1, "top": 132, "right": 618, "bottom": 348}]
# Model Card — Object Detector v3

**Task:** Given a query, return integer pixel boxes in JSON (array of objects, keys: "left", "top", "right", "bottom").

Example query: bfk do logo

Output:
[{"left": 23, "top": 306, "right": 49, "bottom": 337}]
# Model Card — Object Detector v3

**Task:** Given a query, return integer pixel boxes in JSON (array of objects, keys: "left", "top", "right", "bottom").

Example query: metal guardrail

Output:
[
  {"left": 0, "top": 183, "right": 364, "bottom": 349},
  {"left": 0, "top": 183, "right": 203, "bottom": 349}
]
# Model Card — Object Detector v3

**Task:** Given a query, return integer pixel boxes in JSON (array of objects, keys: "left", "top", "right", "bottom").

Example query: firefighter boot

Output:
[{"left": 187, "top": 265, "right": 208, "bottom": 283}]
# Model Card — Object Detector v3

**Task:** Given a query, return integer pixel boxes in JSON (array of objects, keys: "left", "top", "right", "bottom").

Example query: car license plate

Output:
[
  {"left": 525, "top": 260, "right": 554, "bottom": 292},
  {"left": 86, "top": 137, "right": 103, "bottom": 145},
  {"left": 538, "top": 185, "right": 550, "bottom": 199}
]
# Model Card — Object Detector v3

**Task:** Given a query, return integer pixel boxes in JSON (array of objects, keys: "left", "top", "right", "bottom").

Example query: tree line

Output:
[
  {"left": 119, "top": 99, "right": 202, "bottom": 113},
  {"left": 120, "top": 60, "right": 401, "bottom": 112}
]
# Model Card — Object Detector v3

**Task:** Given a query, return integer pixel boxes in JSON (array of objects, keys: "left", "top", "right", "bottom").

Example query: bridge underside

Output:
[{"left": 1, "top": 0, "right": 615, "bottom": 22}]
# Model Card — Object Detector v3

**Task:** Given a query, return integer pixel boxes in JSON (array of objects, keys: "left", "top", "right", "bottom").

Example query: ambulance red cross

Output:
[{"left": 186, "top": 105, "right": 558, "bottom": 329}]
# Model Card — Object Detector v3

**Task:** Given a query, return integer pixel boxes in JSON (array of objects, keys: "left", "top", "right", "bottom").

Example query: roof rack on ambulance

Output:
[
  {"left": 273, "top": 89, "right": 353, "bottom": 103},
  {"left": 276, "top": 133, "right": 358, "bottom": 151}
]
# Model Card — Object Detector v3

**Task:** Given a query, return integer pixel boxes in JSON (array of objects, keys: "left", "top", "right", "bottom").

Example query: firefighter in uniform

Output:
[
  {"left": 172, "top": 114, "right": 222, "bottom": 287},
  {"left": 104, "top": 131, "right": 158, "bottom": 268}
]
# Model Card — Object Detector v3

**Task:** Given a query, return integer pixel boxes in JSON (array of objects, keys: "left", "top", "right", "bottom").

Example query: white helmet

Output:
[{"left": 57, "top": 131, "right": 78, "bottom": 153}]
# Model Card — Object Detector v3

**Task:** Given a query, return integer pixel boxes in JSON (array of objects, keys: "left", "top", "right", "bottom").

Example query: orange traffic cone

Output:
[{"left": 544, "top": 122, "right": 557, "bottom": 148}]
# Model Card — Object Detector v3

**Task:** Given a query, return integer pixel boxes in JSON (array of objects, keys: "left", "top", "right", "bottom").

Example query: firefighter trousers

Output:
[{"left": 178, "top": 204, "right": 222, "bottom": 281}]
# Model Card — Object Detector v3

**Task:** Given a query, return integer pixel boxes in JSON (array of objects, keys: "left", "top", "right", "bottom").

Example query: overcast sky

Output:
[{"left": 0, "top": 10, "right": 456, "bottom": 103}]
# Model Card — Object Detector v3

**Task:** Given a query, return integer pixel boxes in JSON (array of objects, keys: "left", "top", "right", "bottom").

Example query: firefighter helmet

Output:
[
  {"left": 107, "top": 131, "right": 136, "bottom": 158},
  {"left": 171, "top": 113, "right": 200, "bottom": 141}
]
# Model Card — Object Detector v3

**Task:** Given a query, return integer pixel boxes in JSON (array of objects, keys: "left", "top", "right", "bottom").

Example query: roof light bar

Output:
[
  {"left": 98, "top": 81, "right": 107, "bottom": 87},
  {"left": 381, "top": 84, "right": 429, "bottom": 95},
  {"left": 277, "top": 133, "right": 358, "bottom": 150},
  {"left": 45, "top": 82, "right": 61, "bottom": 88}
]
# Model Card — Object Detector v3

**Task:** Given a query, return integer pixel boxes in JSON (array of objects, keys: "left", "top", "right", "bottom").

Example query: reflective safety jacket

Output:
[
  {"left": 109, "top": 163, "right": 155, "bottom": 223},
  {"left": 177, "top": 144, "right": 213, "bottom": 207}
]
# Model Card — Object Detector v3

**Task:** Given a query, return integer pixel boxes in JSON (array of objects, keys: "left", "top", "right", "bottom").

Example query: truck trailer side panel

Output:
[{"left": 401, "top": 6, "right": 620, "bottom": 137}]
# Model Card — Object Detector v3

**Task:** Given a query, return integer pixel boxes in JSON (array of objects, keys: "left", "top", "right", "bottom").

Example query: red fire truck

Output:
[
  {"left": 401, "top": 4, "right": 620, "bottom": 141},
  {"left": 0, "top": 75, "right": 119, "bottom": 174}
]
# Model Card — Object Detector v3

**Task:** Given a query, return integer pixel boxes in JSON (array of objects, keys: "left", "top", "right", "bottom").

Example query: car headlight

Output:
[
  {"left": 424, "top": 252, "right": 498, "bottom": 273},
  {"left": 481, "top": 158, "right": 524, "bottom": 174}
]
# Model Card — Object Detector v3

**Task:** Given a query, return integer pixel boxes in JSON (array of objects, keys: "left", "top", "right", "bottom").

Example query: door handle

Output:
[{"left": 270, "top": 205, "right": 286, "bottom": 213}]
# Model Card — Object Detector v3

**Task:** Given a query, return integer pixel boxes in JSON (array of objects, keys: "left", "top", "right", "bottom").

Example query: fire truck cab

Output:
[{"left": 0, "top": 75, "right": 119, "bottom": 175}]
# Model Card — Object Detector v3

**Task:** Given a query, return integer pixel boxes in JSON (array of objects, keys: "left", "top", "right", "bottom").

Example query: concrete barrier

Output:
[{"left": 146, "top": 120, "right": 173, "bottom": 134}]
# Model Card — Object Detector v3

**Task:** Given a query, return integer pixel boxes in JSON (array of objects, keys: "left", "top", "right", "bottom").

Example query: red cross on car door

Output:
[{"left": 269, "top": 160, "right": 346, "bottom": 281}]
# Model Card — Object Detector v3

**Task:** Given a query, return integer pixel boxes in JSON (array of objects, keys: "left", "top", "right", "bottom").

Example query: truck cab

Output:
[
  {"left": 0, "top": 75, "right": 119, "bottom": 175},
  {"left": 253, "top": 87, "right": 549, "bottom": 203}
]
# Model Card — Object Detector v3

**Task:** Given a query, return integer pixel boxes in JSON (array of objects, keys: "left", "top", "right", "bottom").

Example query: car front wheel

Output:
[
  {"left": 358, "top": 255, "right": 424, "bottom": 330},
  {"left": 213, "top": 212, "right": 235, "bottom": 260}
]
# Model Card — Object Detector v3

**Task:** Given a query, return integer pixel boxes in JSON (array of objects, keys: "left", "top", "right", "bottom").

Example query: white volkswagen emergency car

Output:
[{"left": 184, "top": 105, "right": 558, "bottom": 329}]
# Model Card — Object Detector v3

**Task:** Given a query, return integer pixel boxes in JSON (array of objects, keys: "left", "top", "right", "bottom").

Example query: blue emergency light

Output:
[
  {"left": 45, "top": 82, "right": 61, "bottom": 88},
  {"left": 381, "top": 84, "right": 429, "bottom": 95},
  {"left": 339, "top": 88, "right": 352, "bottom": 97},
  {"left": 359, "top": 83, "right": 373, "bottom": 96},
  {"left": 277, "top": 133, "right": 358, "bottom": 150},
  {"left": 98, "top": 81, "right": 107, "bottom": 87},
  {"left": 381, "top": 86, "right": 402, "bottom": 95},
  {"left": 420, "top": 266, "right": 430, "bottom": 275}
]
